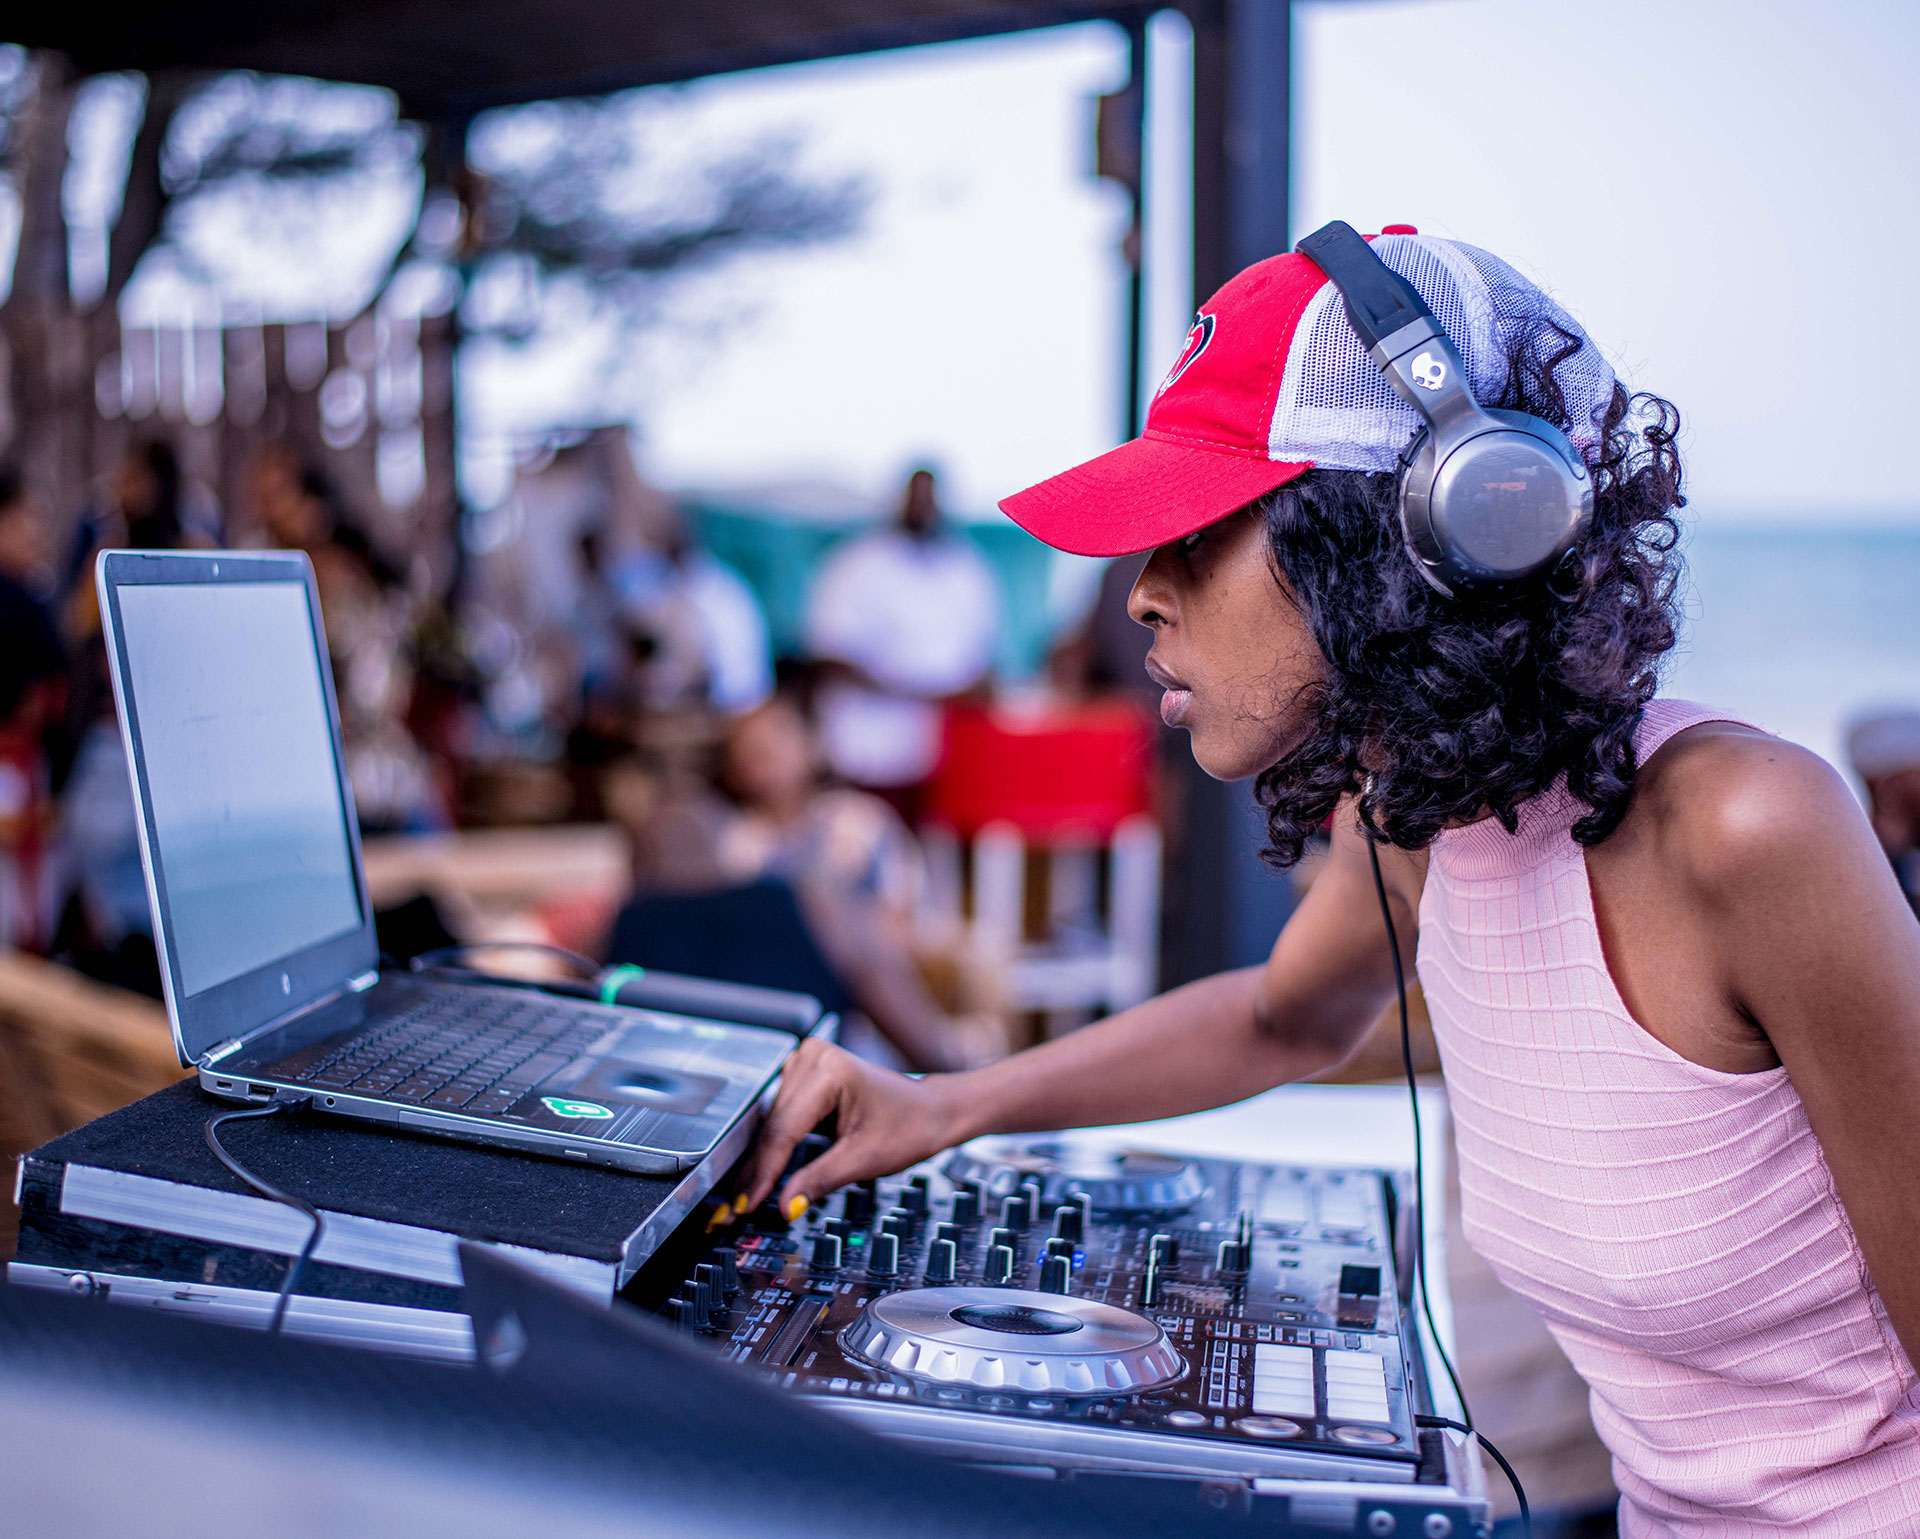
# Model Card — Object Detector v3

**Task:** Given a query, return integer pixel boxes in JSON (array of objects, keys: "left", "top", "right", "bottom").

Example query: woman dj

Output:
[{"left": 738, "top": 226, "right": 1920, "bottom": 1533}]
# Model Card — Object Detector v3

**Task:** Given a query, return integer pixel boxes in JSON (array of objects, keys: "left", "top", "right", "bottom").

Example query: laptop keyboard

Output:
[{"left": 291, "top": 994, "right": 613, "bottom": 1117}]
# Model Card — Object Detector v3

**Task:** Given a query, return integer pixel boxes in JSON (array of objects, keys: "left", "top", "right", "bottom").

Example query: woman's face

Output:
[
  {"left": 725, "top": 700, "right": 816, "bottom": 810},
  {"left": 1127, "top": 505, "right": 1323, "bottom": 781}
]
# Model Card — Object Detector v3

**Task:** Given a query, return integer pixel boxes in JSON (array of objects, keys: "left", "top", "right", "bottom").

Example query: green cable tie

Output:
[{"left": 599, "top": 964, "right": 646, "bottom": 1006}]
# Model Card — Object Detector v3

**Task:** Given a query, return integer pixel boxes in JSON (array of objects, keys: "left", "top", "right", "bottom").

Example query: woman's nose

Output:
[{"left": 1127, "top": 547, "right": 1177, "bottom": 629}]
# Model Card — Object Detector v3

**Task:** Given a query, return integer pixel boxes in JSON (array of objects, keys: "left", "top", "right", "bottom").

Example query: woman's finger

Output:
[
  {"left": 776, "top": 1132, "right": 887, "bottom": 1217},
  {"left": 737, "top": 1055, "right": 844, "bottom": 1210}
]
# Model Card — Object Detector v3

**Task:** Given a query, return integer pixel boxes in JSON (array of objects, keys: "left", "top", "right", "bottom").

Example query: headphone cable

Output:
[
  {"left": 1416, "top": 1415, "right": 1532, "bottom": 1537},
  {"left": 1368, "top": 836, "right": 1531, "bottom": 1535},
  {"left": 202, "top": 1100, "right": 324, "bottom": 1335}
]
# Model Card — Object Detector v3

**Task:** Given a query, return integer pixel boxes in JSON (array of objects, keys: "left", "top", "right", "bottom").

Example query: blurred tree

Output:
[{"left": 0, "top": 44, "right": 866, "bottom": 532}]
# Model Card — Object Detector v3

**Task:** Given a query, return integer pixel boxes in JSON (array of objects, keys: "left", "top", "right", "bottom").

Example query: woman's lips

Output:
[{"left": 1146, "top": 657, "right": 1191, "bottom": 728}]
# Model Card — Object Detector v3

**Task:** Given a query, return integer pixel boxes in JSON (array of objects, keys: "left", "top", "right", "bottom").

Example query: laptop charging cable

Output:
[
  {"left": 202, "top": 1093, "right": 324, "bottom": 1336},
  {"left": 1369, "top": 836, "right": 1532, "bottom": 1539}
]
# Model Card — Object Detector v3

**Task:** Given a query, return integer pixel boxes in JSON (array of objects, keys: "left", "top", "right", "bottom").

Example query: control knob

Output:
[
  {"left": 673, "top": 1282, "right": 710, "bottom": 1331},
  {"left": 984, "top": 1243, "right": 1015, "bottom": 1286},
  {"left": 1053, "top": 1202, "right": 1084, "bottom": 1245},
  {"left": 1140, "top": 1264, "right": 1162, "bottom": 1309},
  {"left": 868, "top": 1230, "right": 901, "bottom": 1278},
  {"left": 708, "top": 1246, "right": 741, "bottom": 1297},
  {"left": 693, "top": 1263, "right": 728, "bottom": 1317},
  {"left": 1216, "top": 1213, "right": 1253, "bottom": 1276},
  {"left": 843, "top": 1182, "right": 878, "bottom": 1227},
  {"left": 926, "top": 1237, "right": 958, "bottom": 1285},
  {"left": 811, "top": 1232, "right": 845, "bottom": 1271},
  {"left": 1002, "top": 1193, "right": 1033, "bottom": 1232},
  {"left": 1038, "top": 1254, "right": 1072, "bottom": 1295}
]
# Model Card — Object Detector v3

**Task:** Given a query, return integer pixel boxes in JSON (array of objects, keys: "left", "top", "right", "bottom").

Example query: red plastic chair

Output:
[
  {"left": 926, "top": 700, "right": 1154, "bottom": 840},
  {"left": 922, "top": 701, "right": 1160, "bottom": 1023}
]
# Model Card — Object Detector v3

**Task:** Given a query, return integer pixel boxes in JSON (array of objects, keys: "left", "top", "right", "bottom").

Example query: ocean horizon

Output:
[{"left": 1664, "top": 522, "right": 1920, "bottom": 787}]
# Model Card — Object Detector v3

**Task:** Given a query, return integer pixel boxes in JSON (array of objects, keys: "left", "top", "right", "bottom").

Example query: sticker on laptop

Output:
[{"left": 541, "top": 1096, "right": 615, "bottom": 1119}]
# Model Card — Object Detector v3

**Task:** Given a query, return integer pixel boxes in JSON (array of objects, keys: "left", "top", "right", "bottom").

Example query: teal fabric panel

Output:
[{"left": 684, "top": 504, "right": 1056, "bottom": 679}]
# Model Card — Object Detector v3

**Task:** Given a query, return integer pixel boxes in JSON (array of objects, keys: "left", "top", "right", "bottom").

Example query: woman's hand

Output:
[{"left": 735, "top": 1037, "right": 970, "bottom": 1219}]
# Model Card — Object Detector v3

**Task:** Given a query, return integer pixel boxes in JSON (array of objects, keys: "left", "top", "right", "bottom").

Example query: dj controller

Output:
[{"left": 646, "top": 1136, "right": 1488, "bottom": 1533}]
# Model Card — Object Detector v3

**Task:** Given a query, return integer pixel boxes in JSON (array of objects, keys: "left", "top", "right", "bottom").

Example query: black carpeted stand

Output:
[
  {"left": 8, "top": 1081, "right": 733, "bottom": 1341},
  {"left": 21, "top": 1080, "right": 685, "bottom": 1261}
]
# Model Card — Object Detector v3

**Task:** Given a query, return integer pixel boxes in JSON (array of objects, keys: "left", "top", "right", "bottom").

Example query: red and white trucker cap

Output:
[{"left": 1000, "top": 227, "right": 1616, "bottom": 557}]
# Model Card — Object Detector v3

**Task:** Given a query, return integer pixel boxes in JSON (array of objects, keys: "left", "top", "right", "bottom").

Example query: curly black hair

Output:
[{"left": 1252, "top": 321, "right": 1685, "bottom": 867}]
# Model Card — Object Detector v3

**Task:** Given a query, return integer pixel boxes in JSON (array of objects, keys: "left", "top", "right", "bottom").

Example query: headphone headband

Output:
[
  {"left": 1295, "top": 221, "right": 1430, "bottom": 354},
  {"left": 1293, "top": 221, "right": 1593, "bottom": 598}
]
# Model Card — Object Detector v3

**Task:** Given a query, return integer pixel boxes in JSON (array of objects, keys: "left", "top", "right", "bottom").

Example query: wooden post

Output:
[{"left": 1162, "top": 0, "right": 1297, "bottom": 983}]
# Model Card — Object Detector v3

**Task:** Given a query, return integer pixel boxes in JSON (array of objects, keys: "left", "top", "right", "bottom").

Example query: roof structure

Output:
[
  {"left": 11, "top": 0, "right": 1133, "bottom": 117},
  {"left": 8, "top": 0, "right": 1298, "bottom": 987}
]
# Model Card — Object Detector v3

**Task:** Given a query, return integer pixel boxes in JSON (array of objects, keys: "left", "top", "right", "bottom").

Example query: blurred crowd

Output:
[
  {"left": 4, "top": 432, "right": 1916, "bottom": 1083},
  {"left": 0, "top": 435, "right": 1072, "bottom": 1074}
]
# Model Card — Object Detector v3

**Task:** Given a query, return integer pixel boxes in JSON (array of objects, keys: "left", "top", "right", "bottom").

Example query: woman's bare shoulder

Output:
[{"left": 1629, "top": 721, "right": 1866, "bottom": 895}]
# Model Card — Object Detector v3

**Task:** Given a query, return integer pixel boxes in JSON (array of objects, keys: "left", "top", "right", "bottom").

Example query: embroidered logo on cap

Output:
[{"left": 1155, "top": 313, "right": 1216, "bottom": 398}]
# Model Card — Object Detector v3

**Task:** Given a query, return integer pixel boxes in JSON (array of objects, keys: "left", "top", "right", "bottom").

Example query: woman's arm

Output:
[
  {"left": 1670, "top": 734, "right": 1920, "bottom": 1370},
  {"left": 737, "top": 804, "right": 1416, "bottom": 1213},
  {"left": 792, "top": 873, "right": 985, "bottom": 1073}
]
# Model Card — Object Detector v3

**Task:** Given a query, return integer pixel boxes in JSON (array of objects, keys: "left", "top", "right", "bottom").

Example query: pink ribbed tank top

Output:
[{"left": 1418, "top": 700, "right": 1920, "bottom": 1535}]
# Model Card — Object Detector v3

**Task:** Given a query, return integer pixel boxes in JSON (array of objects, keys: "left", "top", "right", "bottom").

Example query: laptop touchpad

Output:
[{"left": 572, "top": 1058, "right": 723, "bottom": 1117}]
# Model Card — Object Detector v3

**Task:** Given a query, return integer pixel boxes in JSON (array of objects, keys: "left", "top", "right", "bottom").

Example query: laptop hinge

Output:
[{"left": 194, "top": 983, "right": 352, "bottom": 1070}]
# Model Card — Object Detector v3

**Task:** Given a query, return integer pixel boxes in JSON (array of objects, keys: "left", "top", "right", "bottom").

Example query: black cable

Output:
[
  {"left": 1366, "top": 835, "right": 1473, "bottom": 1428},
  {"left": 1416, "top": 1416, "right": 1532, "bottom": 1539},
  {"left": 407, "top": 941, "right": 600, "bottom": 978},
  {"left": 203, "top": 1102, "right": 324, "bottom": 1335}
]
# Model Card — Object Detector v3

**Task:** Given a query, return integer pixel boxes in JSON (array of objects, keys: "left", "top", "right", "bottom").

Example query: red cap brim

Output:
[{"left": 999, "top": 433, "right": 1312, "bottom": 557}]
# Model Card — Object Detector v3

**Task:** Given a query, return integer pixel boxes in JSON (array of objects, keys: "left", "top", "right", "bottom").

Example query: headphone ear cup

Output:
[
  {"left": 1395, "top": 431, "right": 1453, "bottom": 595},
  {"left": 1401, "top": 418, "right": 1592, "bottom": 596}
]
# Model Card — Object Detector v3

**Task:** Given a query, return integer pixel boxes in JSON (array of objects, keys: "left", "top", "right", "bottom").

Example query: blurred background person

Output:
[
  {"left": 0, "top": 470, "right": 66, "bottom": 951},
  {"left": 715, "top": 684, "right": 922, "bottom": 941},
  {"left": 1849, "top": 710, "right": 1920, "bottom": 917},
  {"left": 60, "top": 440, "right": 219, "bottom": 616},
  {"left": 804, "top": 467, "right": 998, "bottom": 823},
  {"left": 45, "top": 442, "right": 205, "bottom": 995},
  {"left": 603, "top": 777, "right": 1003, "bottom": 1073},
  {"left": 252, "top": 452, "right": 449, "bottom": 833},
  {"left": 609, "top": 514, "right": 771, "bottom": 717}
]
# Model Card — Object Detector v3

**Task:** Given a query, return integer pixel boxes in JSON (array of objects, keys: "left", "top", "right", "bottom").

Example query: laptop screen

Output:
[{"left": 115, "top": 579, "right": 364, "bottom": 997}]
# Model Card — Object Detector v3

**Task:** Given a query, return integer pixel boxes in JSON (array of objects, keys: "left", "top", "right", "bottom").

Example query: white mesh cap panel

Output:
[{"left": 1267, "top": 234, "right": 1617, "bottom": 471}]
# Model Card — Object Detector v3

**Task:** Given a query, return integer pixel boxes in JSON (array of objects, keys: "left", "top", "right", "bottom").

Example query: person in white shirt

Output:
[
  {"left": 614, "top": 541, "right": 773, "bottom": 716},
  {"left": 803, "top": 469, "right": 999, "bottom": 815}
]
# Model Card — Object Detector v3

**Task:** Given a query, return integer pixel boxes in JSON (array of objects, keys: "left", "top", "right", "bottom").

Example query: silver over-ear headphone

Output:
[{"left": 1295, "top": 221, "right": 1593, "bottom": 598}]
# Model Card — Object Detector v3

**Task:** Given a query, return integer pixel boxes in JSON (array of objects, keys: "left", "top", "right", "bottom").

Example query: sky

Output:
[
  {"left": 461, "top": 25, "right": 1148, "bottom": 517},
  {"left": 515, "top": 0, "right": 1920, "bottom": 524},
  {"left": 16, "top": 1, "right": 1920, "bottom": 523},
  {"left": 1292, "top": 0, "right": 1920, "bottom": 526}
]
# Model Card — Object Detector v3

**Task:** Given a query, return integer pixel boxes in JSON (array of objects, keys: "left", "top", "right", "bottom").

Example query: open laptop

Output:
[{"left": 96, "top": 548, "right": 795, "bottom": 1174}]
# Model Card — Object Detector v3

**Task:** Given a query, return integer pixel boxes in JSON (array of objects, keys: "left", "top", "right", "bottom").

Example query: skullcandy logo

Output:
[
  {"left": 1155, "top": 313, "right": 1216, "bottom": 398},
  {"left": 1410, "top": 351, "right": 1447, "bottom": 391}
]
